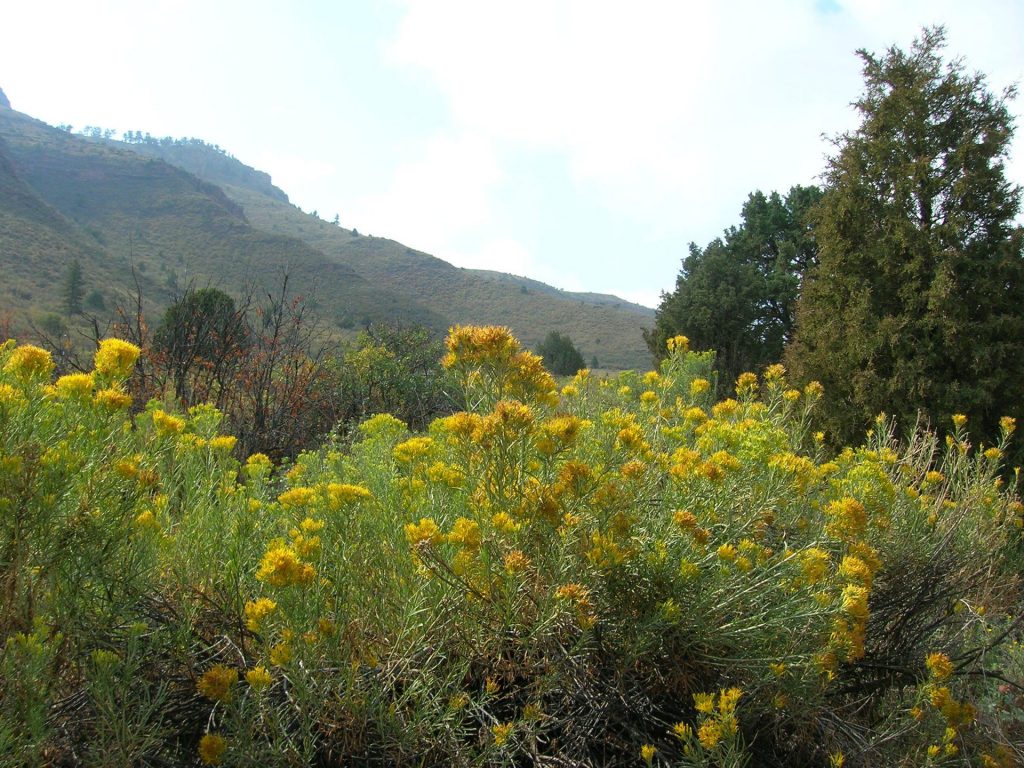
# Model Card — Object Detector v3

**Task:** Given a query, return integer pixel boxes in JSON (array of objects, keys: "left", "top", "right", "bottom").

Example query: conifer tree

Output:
[
  {"left": 63, "top": 259, "right": 84, "bottom": 316},
  {"left": 646, "top": 186, "right": 821, "bottom": 389},
  {"left": 786, "top": 27, "right": 1024, "bottom": 445}
]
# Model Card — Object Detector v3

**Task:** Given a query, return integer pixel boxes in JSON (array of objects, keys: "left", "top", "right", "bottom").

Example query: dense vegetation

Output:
[
  {"left": 653, "top": 29, "right": 1024, "bottom": 458},
  {"left": 537, "top": 330, "right": 586, "bottom": 376},
  {"left": 1, "top": 329, "right": 1021, "bottom": 766},
  {"left": 646, "top": 186, "right": 822, "bottom": 389}
]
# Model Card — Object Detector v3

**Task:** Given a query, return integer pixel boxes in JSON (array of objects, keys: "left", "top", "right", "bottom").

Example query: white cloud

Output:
[
  {"left": 378, "top": 0, "right": 1024, "bottom": 297},
  {"left": 342, "top": 132, "right": 501, "bottom": 245}
]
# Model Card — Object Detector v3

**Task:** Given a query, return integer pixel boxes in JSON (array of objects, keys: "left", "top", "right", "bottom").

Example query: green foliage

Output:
[
  {"left": 786, "top": 27, "right": 1024, "bottom": 447},
  {"left": 84, "top": 289, "right": 105, "bottom": 311},
  {"left": 336, "top": 321, "right": 460, "bottom": 433},
  {"left": 152, "top": 286, "right": 250, "bottom": 406},
  {"left": 1, "top": 331, "right": 1022, "bottom": 765},
  {"left": 62, "top": 259, "right": 84, "bottom": 316},
  {"left": 648, "top": 186, "right": 821, "bottom": 390},
  {"left": 536, "top": 330, "right": 586, "bottom": 375}
]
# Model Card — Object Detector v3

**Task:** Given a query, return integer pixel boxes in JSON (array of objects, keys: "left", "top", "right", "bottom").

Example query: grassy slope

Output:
[
  {"left": 0, "top": 104, "right": 655, "bottom": 369},
  {"left": 113, "top": 138, "right": 656, "bottom": 369},
  {"left": 0, "top": 107, "right": 442, "bottom": 335},
  {"left": 223, "top": 183, "right": 655, "bottom": 369},
  {"left": 0, "top": 131, "right": 153, "bottom": 334}
]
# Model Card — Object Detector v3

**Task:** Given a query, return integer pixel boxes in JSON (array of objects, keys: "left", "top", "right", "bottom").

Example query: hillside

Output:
[
  {"left": 0, "top": 100, "right": 654, "bottom": 368},
  {"left": 0, "top": 107, "right": 441, "bottom": 335}
]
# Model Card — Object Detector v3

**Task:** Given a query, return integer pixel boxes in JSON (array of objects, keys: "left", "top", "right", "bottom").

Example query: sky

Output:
[{"left": 3, "top": 1, "right": 1023, "bottom": 309}]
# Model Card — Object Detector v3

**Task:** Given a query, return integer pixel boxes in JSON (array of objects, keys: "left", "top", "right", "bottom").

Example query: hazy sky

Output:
[{"left": 3, "top": 1, "right": 1023, "bottom": 308}]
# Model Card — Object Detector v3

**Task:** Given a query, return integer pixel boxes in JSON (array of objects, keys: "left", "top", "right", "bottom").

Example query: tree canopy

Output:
[
  {"left": 537, "top": 331, "right": 586, "bottom": 376},
  {"left": 786, "top": 27, "right": 1024, "bottom": 445},
  {"left": 646, "top": 185, "right": 821, "bottom": 389}
]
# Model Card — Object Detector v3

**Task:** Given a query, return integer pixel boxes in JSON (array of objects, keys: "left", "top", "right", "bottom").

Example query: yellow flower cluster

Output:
[
  {"left": 925, "top": 651, "right": 954, "bottom": 681},
  {"left": 198, "top": 733, "right": 227, "bottom": 765},
  {"left": 244, "top": 597, "right": 278, "bottom": 631},
  {"left": 55, "top": 373, "right": 94, "bottom": 398},
  {"left": 93, "top": 338, "right": 140, "bottom": 379},
  {"left": 256, "top": 541, "right": 316, "bottom": 587},
  {"left": 197, "top": 664, "right": 238, "bottom": 702},
  {"left": 405, "top": 517, "right": 442, "bottom": 547},
  {"left": 685, "top": 688, "right": 743, "bottom": 750},
  {"left": 325, "top": 482, "right": 373, "bottom": 508},
  {"left": 278, "top": 486, "right": 315, "bottom": 508},
  {"left": 245, "top": 665, "right": 273, "bottom": 691},
  {"left": 152, "top": 409, "right": 185, "bottom": 436},
  {"left": 3, "top": 344, "right": 54, "bottom": 381}
]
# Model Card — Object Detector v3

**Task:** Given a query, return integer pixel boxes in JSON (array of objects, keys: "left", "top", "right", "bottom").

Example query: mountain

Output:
[{"left": 0, "top": 101, "right": 654, "bottom": 369}]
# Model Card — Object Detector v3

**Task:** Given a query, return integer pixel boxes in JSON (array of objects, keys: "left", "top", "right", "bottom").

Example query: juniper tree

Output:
[{"left": 786, "top": 27, "right": 1024, "bottom": 445}]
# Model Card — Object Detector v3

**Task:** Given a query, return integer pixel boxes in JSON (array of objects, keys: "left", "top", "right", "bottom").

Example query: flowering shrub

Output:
[{"left": 0, "top": 330, "right": 1021, "bottom": 766}]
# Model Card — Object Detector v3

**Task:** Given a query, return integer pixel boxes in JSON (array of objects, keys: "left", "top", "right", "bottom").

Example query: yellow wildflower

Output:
[
  {"left": 93, "top": 339, "right": 140, "bottom": 379},
  {"left": 824, "top": 497, "right": 867, "bottom": 539},
  {"left": 152, "top": 409, "right": 185, "bottom": 436},
  {"left": 803, "top": 381, "right": 824, "bottom": 399},
  {"left": 244, "top": 597, "right": 277, "bottom": 631},
  {"left": 799, "top": 547, "right": 831, "bottom": 583},
  {"left": 717, "top": 543, "right": 737, "bottom": 562},
  {"left": 952, "top": 413, "right": 967, "bottom": 429},
  {"left": 999, "top": 416, "right": 1016, "bottom": 435},
  {"left": 447, "top": 517, "right": 481, "bottom": 549},
  {"left": 689, "top": 378, "right": 711, "bottom": 397},
  {"left": 246, "top": 665, "right": 272, "bottom": 691},
  {"left": 841, "top": 584, "right": 870, "bottom": 621},
  {"left": 555, "top": 583, "right": 590, "bottom": 602},
  {"left": 133, "top": 509, "right": 159, "bottom": 532},
  {"left": 197, "top": 665, "right": 238, "bottom": 702},
  {"left": 256, "top": 542, "right": 315, "bottom": 587},
  {"left": 503, "top": 550, "right": 531, "bottom": 574},
  {"left": 4, "top": 344, "right": 54, "bottom": 380},
  {"left": 736, "top": 371, "right": 758, "bottom": 395},
  {"left": 640, "top": 744, "right": 656, "bottom": 763},
  {"left": 693, "top": 692, "right": 715, "bottom": 714},
  {"left": 697, "top": 720, "right": 721, "bottom": 749},
  {"left": 763, "top": 363, "right": 786, "bottom": 383},
  {"left": 492, "top": 722, "right": 514, "bottom": 746},
  {"left": 269, "top": 642, "right": 292, "bottom": 666},
  {"left": 278, "top": 486, "right": 315, "bottom": 508},
  {"left": 325, "top": 483, "right": 372, "bottom": 508},
  {"left": 93, "top": 387, "right": 131, "bottom": 410},
  {"left": 404, "top": 517, "right": 442, "bottom": 546},
  {"left": 838, "top": 555, "right": 873, "bottom": 587},
  {"left": 925, "top": 651, "right": 954, "bottom": 681},
  {"left": 393, "top": 436, "right": 434, "bottom": 463},
  {"left": 712, "top": 399, "right": 739, "bottom": 419},
  {"left": 718, "top": 687, "right": 742, "bottom": 714},
  {"left": 209, "top": 435, "right": 236, "bottom": 452},
  {"left": 55, "top": 373, "right": 94, "bottom": 398},
  {"left": 491, "top": 511, "right": 521, "bottom": 534},
  {"left": 666, "top": 335, "right": 689, "bottom": 353},
  {"left": 198, "top": 733, "right": 227, "bottom": 765}
]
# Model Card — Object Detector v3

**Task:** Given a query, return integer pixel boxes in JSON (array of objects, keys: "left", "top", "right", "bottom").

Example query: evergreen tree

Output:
[
  {"left": 646, "top": 186, "right": 821, "bottom": 389},
  {"left": 63, "top": 259, "right": 84, "bottom": 316},
  {"left": 786, "top": 27, "right": 1024, "bottom": 445},
  {"left": 537, "top": 331, "right": 586, "bottom": 376}
]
